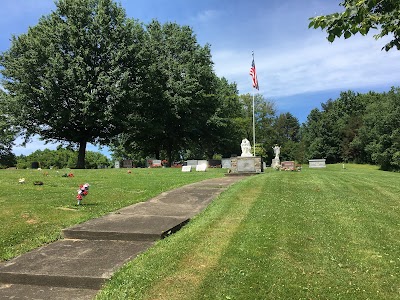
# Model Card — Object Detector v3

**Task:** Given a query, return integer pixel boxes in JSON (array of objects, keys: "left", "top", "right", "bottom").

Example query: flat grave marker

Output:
[
  {"left": 196, "top": 164, "right": 207, "bottom": 172},
  {"left": 182, "top": 166, "right": 192, "bottom": 172},
  {"left": 309, "top": 159, "right": 326, "bottom": 168},
  {"left": 281, "top": 161, "right": 295, "bottom": 170}
]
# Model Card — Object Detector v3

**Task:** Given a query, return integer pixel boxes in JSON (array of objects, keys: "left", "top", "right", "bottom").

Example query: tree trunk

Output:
[
  {"left": 167, "top": 145, "right": 172, "bottom": 167},
  {"left": 206, "top": 150, "right": 214, "bottom": 160},
  {"left": 155, "top": 148, "right": 160, "bottom": 160},
  {"left": 76, "top": 140, "right": 87, "bottom": 169}
]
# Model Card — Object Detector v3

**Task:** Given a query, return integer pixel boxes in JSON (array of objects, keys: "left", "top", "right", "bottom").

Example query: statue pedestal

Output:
[
  {"left": 271, "top": 158, "right": 280, "bottom": 169},
  {"left": 229, "top": 156, "right": 263, "bottom": 174}
]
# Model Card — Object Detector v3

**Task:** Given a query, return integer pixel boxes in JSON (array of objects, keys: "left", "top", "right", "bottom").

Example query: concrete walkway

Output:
[{"left": 0, "top": 176, "right": 244, "bottom": 299}]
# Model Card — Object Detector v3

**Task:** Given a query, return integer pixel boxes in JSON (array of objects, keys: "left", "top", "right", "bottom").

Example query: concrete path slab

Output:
[
  {"left": 147, "top": 187, "right": 221, "bottom": 206},
  {"left": 0, "top": 239, "right": 153, "bottom": 289},
  {"left": 62, "top": 215, "right": 189, "bottom": 241},
  {"left": 0, "top": 284, "right": 98, "bottom": 300},
  {"left": 116, "top": 201, "right": 204, "bottom": 218}
]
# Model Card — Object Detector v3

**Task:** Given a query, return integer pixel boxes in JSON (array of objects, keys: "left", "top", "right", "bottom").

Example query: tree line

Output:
[
  {"left": 15, "top": 147, "right": 110, "bottom": 169},
  {"left": 301, "top": 88, "right": 400, "bottom": 171},
  {"left": 3, "top": 87, "right": 399, "bottom": 170},
  {"left": 1, "top": 0, "right": 399, "bottom": 171}
]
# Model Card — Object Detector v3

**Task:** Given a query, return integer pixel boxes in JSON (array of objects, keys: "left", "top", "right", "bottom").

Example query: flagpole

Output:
[
  {"left": 252, "top": 52, "right": 256, "bottom": 156},
  {"left": 252, "top": 89, "right": 255, "bottom": 156}
]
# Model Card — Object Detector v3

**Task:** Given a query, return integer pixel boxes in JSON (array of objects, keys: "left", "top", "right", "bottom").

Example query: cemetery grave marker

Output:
[
  {"left": 309, "top": 159, "right": 326, "bottom": 168},
  {"left": 182, "top": 166, "right": 192, "bottom": 172},
  {"left": 281, "top": 161, "right": 295, "bottom": 170}
]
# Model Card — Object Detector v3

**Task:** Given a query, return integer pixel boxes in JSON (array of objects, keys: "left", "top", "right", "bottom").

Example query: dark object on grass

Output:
[
  {"left": 33, "top": 181, "right": 44, "bottom": 185},
  {"left": 61, "top": 173, "right": 74, "bottom": 177}
]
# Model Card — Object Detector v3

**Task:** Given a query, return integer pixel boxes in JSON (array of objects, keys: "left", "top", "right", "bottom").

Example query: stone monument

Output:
[
  {"left": 271, "top": 145, "right": 281, "bottom": 168},
  {"left": 309, "top": 158, "right": 326, "bottom": 168},
  {"left": 240, "top": 138, "right": 252, "bottom": 157},
  {"left": 229, "top": 139, "right": 263, "bottom": 174}
]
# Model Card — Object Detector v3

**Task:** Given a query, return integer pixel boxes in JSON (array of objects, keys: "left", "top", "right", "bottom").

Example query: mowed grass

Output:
[
  {"left": 97, "top": 164, "right": 400, "bottom": 300},
  {"left": 0, "top": 168, "right": 225, "bottom": 261}
]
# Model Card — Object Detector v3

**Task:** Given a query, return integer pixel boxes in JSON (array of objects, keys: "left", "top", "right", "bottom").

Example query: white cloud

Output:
[
  {"left": 212, "top": 34, "right": 400, "bottom": 98},
  {"left": 192, "top": 9, "right": 219, "bottom": 23}
]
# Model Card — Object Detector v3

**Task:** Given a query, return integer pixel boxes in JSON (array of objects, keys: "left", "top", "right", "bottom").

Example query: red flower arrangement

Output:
[{"left": 76, "top": 183, "right": 90, "bottom": 205}]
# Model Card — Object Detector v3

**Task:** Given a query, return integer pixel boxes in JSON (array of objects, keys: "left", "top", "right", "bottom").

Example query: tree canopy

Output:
[
  {"left": 1, "top": 0, "right": 236, "bottom": 167},
  {"left": 0, "top": 0, "right": 144, "bottom": 168},
  {"left": 108, "top": 20, "right": 223, "bottom": 164},
  {"left": 0, "top": 90, "right": 17, "bottom": 167},
  {"left": 300, "top": 88, "right": 400, "bottom": 170},
  {"left": 309, "top": 0, "right": 400, "bottom": 51}
]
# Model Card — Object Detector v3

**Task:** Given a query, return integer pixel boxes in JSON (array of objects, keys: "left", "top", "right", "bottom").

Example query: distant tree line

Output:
[
  {"left": 2, "top": 88, "right": 399, "bottom": 171},
  {"left": 15, "top": 147, "right": 110, "bottom": 169},
  {"left": 301, "top": 87, "right": 400, "bottom": 171}
]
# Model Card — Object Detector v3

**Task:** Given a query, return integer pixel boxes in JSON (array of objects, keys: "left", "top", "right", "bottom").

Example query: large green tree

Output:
[
  {"left": 272, "top": 112, "right": 301, "bottom": 161},
  {"left": 301, "top": 100, "right": 344, "bottom": 164},
  {"left": 0, "top": 0, "right": 145, "bottom": 168},
  {"left": 273, "top": 112, "right": 300, "bottom": 145},
  {"left": 302, "top": 91, "right": 369, "bottom": 163},
  {"left": 301, "top": 88, "right": 400, "bottom": 170},
  {"left": 356, "top": 88, "right": 400, "bottom": 170},
  {"left": 309, "top": 0, "right": 400, "bottom": 51},
  {"left": 194, "top": 76, "right": 241, "bottom": 159},
  {"left": 119, "top": 20, "right": 217, "bottom": 164},
  {"left": 0, "top": 90, "right": 17, "bottom": 167}
]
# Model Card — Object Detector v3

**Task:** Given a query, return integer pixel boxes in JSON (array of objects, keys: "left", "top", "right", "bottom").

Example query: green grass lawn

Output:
[
  {"left": 97, "top": 164, "right": 400, "bottom": 300},
  {"left": 0, "top": 167, "right": 225, "bottom": 261}
]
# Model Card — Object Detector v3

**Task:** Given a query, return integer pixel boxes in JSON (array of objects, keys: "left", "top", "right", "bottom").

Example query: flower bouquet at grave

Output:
[
  {"left": 62, "top": 172, "right": 74, "bottom": 177},
  {"left": 76, "top": 183, "right": 90, "bottom": 205}
]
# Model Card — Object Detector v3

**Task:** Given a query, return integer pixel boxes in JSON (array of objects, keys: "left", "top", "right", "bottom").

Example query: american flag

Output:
[{"left": 249, "top": 57, "right": 259, "bottom": 90}]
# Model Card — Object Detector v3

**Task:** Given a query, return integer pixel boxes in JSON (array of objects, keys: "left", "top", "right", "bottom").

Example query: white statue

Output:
[
  {"left": 241, "top": 138, "right": 252, "bottom": 157},
  {"left": 272, "top": 145, "right": 280, "bottom": 160}
]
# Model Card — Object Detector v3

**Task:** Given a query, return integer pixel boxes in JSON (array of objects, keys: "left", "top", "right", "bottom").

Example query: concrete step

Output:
[
  {"left": 62, "top": 215, "right": 190, "bottom": 241},
  {"left": 0, "top": 239, "right": 153, "bottom": 290},
  {"left": 0, "top": 283, "right": 98, "bottom": 300}
]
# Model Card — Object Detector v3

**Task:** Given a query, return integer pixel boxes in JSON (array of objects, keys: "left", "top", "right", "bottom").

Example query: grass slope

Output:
[
  {"left": 0, "top": 168, "right": 225, "bottom": 261},
  {"left": 97, "top": 164, "right": 400, "bottom": 300}
]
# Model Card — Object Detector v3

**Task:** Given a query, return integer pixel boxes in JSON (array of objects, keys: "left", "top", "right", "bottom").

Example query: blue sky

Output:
[{"left": 1, "top": 0, "right": 400, "bottom": 157}]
